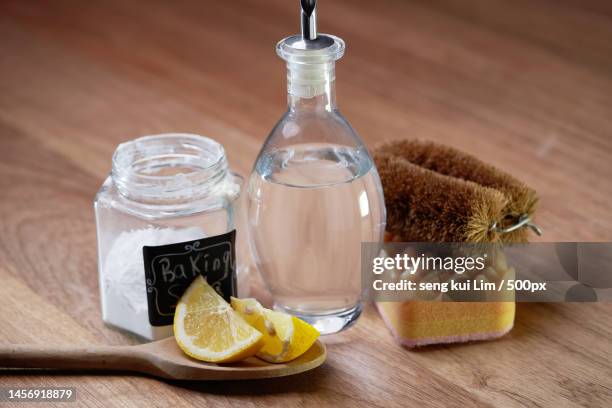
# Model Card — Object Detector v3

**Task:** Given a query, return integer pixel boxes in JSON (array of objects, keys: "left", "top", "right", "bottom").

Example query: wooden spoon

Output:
[{"left": 0, "top": 337, "right": 326, "bottom": 380}]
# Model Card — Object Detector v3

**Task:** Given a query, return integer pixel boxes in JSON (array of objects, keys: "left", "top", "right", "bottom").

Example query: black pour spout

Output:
[{"left": 301, "top": 0, "right": 317, "bottom": 40}]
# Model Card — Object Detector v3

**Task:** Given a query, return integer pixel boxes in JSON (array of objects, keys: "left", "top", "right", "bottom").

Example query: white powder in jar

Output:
[{"left": 101, "top": 226, "right": 206, "bottom": 340}]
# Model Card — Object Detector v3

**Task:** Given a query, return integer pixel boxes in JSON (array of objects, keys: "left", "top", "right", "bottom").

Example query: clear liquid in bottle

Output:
[{"left": 249, "top": 143, "right": 385, "bottom": 333}]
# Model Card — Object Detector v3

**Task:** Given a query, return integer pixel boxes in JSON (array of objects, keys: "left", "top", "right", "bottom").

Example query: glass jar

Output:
[
  {"left": 247, "top": 33, "right": 386, "bottom": 334},
  {"left": 94, "top": 133, "right": 245, "bottom": 340}
]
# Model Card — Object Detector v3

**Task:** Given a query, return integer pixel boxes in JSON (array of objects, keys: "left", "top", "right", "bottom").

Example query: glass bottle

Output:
[{"left": 247, "top": 6, "right": 386, "bottom": 334}]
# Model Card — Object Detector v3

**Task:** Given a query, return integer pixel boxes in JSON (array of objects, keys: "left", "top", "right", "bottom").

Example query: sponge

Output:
[
  {"left": 376, "top": 301, "right": 516, "bottom": 348},
  {"left": 373, "top": 139, "right": 538, "bottom": 347}
]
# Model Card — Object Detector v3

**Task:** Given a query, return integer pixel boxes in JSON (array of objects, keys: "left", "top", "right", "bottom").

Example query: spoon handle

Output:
[{"left": 0, "top": 344, "right": 145, "bottom": 372}]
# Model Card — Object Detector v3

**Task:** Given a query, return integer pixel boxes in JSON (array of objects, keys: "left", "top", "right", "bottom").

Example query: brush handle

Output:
[{"left": 0, "top": 344, "right": 148, "bottom": 372}]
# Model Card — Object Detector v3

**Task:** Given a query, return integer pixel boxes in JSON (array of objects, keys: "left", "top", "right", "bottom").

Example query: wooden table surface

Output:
[{"left": 1, "top": 0, "right": 611, "bottom": 406}]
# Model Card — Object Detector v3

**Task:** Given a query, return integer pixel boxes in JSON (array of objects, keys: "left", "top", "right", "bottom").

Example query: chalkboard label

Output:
[{"left": 142, "top": 230, "right": 236, "bottom": 326}]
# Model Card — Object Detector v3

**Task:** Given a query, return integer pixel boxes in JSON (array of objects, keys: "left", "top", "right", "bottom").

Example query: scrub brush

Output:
[
  {"left": 373, "top": 139, "right": 540, "bottom": 348},
  {"left": 374, "top": 139, "right": 540, "bottom": 244}
]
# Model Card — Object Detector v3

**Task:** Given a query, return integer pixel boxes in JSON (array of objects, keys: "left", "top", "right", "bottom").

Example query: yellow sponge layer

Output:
[{"left": 377, "top": 301, "right": 515, "bottom": 347}]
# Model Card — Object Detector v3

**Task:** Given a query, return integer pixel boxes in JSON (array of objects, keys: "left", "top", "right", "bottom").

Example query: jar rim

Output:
[
  {"left": 111, "top": 133, "right": 231, "bottom": 205},
  {"left": 112, "top": 133, "right": 225, "bottom": 179}
]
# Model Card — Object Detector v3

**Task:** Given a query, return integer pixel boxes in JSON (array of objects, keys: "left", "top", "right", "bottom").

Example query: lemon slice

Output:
[
  {"left": 231, "top": 298, "right": 320, "bottom": 363},
  {"left": 174, "top": 276, "right": 263, "bottom": 363}
]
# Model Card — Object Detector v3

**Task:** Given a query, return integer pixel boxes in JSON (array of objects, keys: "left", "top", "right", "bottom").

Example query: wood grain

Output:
[{"left": 0, "top": 0, "right": 611, "bottom": 406}]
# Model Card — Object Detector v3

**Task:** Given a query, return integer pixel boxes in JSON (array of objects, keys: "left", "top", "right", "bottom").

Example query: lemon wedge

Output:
[
  {"left": 231, "top": 298, "right": 320, "bottom": 363},
  {"left": 173, "top": 276, "right": 263, "bottom": 363}
]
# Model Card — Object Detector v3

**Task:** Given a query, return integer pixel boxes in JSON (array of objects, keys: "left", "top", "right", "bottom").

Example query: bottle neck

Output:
[{"left": 286, "top": 61, "right": 337, "bottom": 112}]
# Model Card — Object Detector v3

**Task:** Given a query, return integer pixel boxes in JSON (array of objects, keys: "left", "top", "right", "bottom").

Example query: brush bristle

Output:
[{"left": 373, "top": 139, "right": 538, "bottom": 243}]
